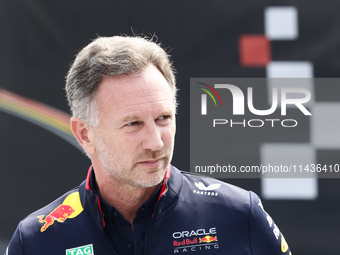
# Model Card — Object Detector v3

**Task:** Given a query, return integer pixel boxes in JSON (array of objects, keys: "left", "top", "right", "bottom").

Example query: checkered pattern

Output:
[
  {"left": 239, "top": 6, "right": 340, "bottom": 200},
  {"left": 239, "top": 35, "right": 271, "bottom": 67}
]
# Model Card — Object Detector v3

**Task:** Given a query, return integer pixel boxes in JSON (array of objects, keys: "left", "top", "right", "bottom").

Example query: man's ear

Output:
[{"left": 70, "top": 117, "right": 96, "bottom": 155}]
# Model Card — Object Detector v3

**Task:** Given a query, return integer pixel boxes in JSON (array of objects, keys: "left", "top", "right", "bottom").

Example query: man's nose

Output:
[{"left": 141, "top": 123, "right": 164, "bottom": 151}]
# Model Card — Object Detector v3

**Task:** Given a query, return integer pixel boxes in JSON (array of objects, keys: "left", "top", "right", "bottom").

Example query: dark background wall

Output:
[{"left": 0, "top": 1, "right": 339, "bottom": 254}]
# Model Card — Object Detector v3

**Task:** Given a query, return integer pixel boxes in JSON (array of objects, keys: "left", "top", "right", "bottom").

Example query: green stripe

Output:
[{"left": 197, "top": 87, "right": 217, "bottom": 106}]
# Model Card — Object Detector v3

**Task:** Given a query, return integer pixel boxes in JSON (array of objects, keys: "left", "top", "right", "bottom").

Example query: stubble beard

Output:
[{"left": 94, "top": 131, "right": 173, "bottom": 188}]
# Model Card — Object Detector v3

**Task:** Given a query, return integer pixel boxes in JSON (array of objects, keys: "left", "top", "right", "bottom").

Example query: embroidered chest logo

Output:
[
  {"left": 37, "top": 192, "right": 83, "bottom": 232},
  {"left": 193, "top": 182, "right": 221, "bottom": 196},
  {"left": 172, "top": 227, "right": 219, "bottom": 253},
  {"left": 66, "top": 244, "right": 94, "bottom": 255}
]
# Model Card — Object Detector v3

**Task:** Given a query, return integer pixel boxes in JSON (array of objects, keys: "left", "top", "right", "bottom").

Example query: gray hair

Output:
[{"left": 65, "top": 35, "right": 177, "bottom": 127}]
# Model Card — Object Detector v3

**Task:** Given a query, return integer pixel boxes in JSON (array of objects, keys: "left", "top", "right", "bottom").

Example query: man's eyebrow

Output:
[
  {"left": 120, "top": 115, "right": 140, "bottom": 124},
  {"left": 119, "top": 109, "right": 174, "bottom": 124}
]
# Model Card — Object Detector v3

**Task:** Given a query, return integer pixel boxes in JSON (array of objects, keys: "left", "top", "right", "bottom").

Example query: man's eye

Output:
[
  {"left": 158, "top": 115, "right": 170, "bottom": 120},
  {"left": 127, "top": 121, "right": 139, "bottom": 126}
]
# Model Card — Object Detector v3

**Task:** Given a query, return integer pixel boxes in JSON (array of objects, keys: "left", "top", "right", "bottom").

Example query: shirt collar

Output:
[
  {"left": 80, "top": 165, "right": 180, "bottom": 230},
  {"left": 86, "top": 166, "right": 167, "bottom": 228}
]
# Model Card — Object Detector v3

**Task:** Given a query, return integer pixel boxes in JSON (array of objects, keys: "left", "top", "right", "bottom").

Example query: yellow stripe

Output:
[
  {"left": 0, "top": 100, "right": 72, "bottom": 135},
  {"left": 0, "top": 97, "right": 70, "bottom": 128}
]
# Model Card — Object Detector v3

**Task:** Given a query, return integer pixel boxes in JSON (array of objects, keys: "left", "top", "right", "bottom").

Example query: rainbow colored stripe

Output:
[
  {"left": 196, "top": 82, "right": 223, "bottom": 106},
  {"left": 0, "top": 88, "right": 80, "bottom": 149}
]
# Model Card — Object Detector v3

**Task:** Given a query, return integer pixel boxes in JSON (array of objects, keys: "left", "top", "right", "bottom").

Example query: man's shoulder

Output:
[
  {"left": 172, "top": 166, "right": 253, "bottom": 209},
  {"left": 19, "top": 186, "right": 81, "bottom": 234},
  {"left": 183, "top": 170, "right": 248, "bottom": 192},
  {"left": 7, "top": 182, "right": 108, "bottom": 255}
]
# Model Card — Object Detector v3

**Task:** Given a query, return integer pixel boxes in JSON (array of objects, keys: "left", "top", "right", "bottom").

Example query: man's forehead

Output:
[
  {"left": 95, "top": 65, "right": 176, "bottom": 121},
  {"left": 97, "top": 66, "right": 173, "bottom": 100},
  {"left": 97, "top": 80, "right": 174, "bottom": 107}
]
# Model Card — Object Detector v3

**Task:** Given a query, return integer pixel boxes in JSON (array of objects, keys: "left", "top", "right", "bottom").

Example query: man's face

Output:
[{"left": 92, "top": 64, "right": 176, "bottom": 188}]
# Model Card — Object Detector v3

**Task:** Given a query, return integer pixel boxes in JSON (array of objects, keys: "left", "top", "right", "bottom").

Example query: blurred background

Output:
[{"left": 0, "top": 0, "right": 339, "bottom": 254}]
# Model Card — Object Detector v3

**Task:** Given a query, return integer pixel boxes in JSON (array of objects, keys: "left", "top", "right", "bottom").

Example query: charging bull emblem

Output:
[
  {"left": 199, "top": 235, "right": 218, "bottom": 243},
  {"left": 37, "top": 205, "right": 75, "bottom": 232},
  {"left": 37, "top": 192, "right": 83, "bottom": 232}
]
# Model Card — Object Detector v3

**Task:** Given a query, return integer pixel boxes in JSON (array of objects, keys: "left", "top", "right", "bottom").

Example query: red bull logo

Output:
[
  {"left": 199, "top": 235, "right": 218, "bottom": 243},
  {"left": 37, "top": 192, "right": 83, "bottom": 232},
  {"left": 37, "top": 205, "right": 75, "bottom": 232}
]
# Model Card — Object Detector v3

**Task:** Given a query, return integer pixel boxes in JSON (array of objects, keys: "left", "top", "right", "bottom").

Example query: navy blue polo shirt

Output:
[{"left": 89, "top": 170, "right": 161, "bottom": 255}]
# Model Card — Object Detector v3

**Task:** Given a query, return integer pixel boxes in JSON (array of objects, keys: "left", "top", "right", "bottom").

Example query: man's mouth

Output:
[{"left": 137, "top": 157, "right": 164, "bottom": 168}]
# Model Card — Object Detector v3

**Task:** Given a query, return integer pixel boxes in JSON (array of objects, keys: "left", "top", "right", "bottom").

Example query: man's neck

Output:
[{"left": 94, "top": 168, "right": 160, "bottom": 224}]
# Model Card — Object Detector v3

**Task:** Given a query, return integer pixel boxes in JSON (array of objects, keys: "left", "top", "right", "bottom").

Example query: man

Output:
[{"left": 7, "top": 35, "right": 291, "bottom": 255}]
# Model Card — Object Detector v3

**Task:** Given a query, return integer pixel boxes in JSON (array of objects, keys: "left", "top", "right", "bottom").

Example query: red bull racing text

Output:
[{"left": 172, "top": 227, "right": 219, "bottom": 253}]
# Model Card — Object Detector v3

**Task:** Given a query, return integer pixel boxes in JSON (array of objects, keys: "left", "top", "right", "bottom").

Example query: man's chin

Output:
[{"left": 134, "top": 167, "right": 168, "bottom": 188}]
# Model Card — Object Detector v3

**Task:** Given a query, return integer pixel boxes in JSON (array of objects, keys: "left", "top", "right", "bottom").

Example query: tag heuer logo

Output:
[{"left": 66, "top": 244, "right": 94, "bottom": 255}]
